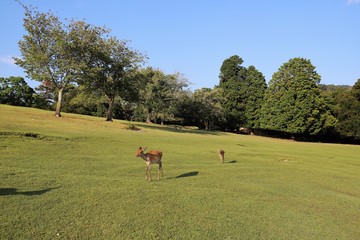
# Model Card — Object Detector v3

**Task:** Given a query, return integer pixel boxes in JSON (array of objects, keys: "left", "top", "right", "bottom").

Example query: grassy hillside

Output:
[{"left": 1, "top": 104, "right": 360, "bottom": 239}]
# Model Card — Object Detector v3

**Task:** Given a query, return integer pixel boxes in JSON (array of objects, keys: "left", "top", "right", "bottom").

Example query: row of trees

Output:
[
  {"left": 2, "top": 59, "right": 359, "bottom": 142},
  {"left": 1, "top": 4, "right": 359, "bottom": 143}
]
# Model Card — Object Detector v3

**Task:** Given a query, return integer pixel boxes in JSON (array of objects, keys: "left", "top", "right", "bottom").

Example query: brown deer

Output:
[
  {"left": 136, "top": 147, "right": 163, "bottom": 181},
  {"left": 218, "top": 149, "right": 225, "bottom": 164}
]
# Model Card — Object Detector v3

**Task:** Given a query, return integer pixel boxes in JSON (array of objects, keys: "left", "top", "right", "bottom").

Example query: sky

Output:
[{"left": 0, "top": 0, "right": 359, "bottom": 90}]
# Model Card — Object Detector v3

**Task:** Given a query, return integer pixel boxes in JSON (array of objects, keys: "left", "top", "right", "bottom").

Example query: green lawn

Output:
[{"left": 1, "top": 104, "right": 360, "bottom": 239}]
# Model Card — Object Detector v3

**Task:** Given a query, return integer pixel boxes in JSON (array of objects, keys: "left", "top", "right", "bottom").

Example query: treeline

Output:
[
  {"left": 1, "top": 4, "right": 359, "bottom": 143},
  {"left": 1, "top": 62, "right": 360, "bottom": 143}
]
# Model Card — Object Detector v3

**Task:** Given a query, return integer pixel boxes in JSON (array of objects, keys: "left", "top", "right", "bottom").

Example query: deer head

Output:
[{"left": 136, "top": 146, "right": 148, "bottom": 157}]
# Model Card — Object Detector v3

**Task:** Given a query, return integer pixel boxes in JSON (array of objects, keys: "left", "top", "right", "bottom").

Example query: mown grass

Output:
[{"left": 1, "top": 104, "right": 360, "bottom": 239}]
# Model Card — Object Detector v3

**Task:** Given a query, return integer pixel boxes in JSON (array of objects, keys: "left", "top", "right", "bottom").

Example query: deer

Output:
[
  {"left": 218, "top": 149, "right": 225, "bottom": 164},
  {"left": 136, "top": 147, "right": 163, "bottom": 181}
]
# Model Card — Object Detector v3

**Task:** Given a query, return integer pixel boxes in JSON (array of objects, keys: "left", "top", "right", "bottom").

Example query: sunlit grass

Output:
[{"left": 1, "top": 104, "right": 360, "bottom": 239}]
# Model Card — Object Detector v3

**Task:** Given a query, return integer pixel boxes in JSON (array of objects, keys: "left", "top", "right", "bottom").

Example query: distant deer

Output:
[
  {"left": 218, "top": 149, "right": 225, "bottom": 164},
  {"left": 136, "top": 147, "right": 163, "bottom": 181}
]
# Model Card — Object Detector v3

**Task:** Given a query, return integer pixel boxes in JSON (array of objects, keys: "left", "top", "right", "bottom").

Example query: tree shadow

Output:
[
  {"left": 0, "top": 187, "right": 60, "bottom": 196},
  {"left": 175, "top": 171, "right": 199, "bottom": 179}
]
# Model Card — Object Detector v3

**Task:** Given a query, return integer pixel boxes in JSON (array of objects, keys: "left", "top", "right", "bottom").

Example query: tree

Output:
[
  {"left": 336, "top": 79, "right": 360, "bottom": 140},
  {"left": 244, "top": 66, "right": 267, "bottom": 129},
  {"left": 218, "top": 55, "right": 267, "bottom": 131},
  {"left": 0, "top": 76, "right": 35, "bottom": 106},
  {"left": 60, "top": 85, "right": 105, "bottom": 117},
  {"left": 79, "top": 35, "right": 145, "bottom": 121},
  {"left": 15, "top": 5, "right": 68, "bottom": 116},
  {"left": 192, "top": 87, "right": 224, "bottom": 130},
  {"left": 219, "top": 55, "right": 248, "bottom": 130},
  {"left": 173, "top": 91, "right": 200, "bottom": 127},
  {"left": 173, "top": 87, "right": 225, "bottom": 130},
  {"left": 137, "top": 67, "right": 188, "bottom": 124},
  {"left": 260, "top": 58, "right": 337, "bottom": 136}
]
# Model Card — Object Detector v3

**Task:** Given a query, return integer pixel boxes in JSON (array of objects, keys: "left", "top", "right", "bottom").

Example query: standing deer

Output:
[
  {"left": 136, "top": 147, "right": 163, "bottom": 181},
  {"left": 218, "top": 149, "right": 225, "bottom": 164}
]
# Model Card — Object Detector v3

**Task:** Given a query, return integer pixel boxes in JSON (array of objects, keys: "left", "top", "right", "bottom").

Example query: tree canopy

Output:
[
  {"left": 219, "top": 55, "right": 267, "bottom": 131},
  {"left": 335, "top": 79, "right": 360, "bottom": 140},
  {"left": 219, "top": 55, "right": 249, "bottom": 130},
  {"left": 15, "top": 4, "right": 84, "bottom": 116},
  {"left": 0, "top": 76, "right": 35, "bottom": 107},
  {"left": 79, "top": 35, "right": 145, "bottom": 121},
  {"left": 260, "top": 57, "right": 337, "bottom": 136}
]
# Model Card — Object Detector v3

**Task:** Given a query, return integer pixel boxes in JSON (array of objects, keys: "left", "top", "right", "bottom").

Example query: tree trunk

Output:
[
  {"left": 146, "top": 114, "right": 152, "bottom": 123},
  {"left": 106, "top": 97, "right": 114, "bottom": 121},
  {"left": 55, "top": 88, "right": 63, "bottom": 117},
  {"left": 146, "top": 108, "right": 152, "bottom": 123}
]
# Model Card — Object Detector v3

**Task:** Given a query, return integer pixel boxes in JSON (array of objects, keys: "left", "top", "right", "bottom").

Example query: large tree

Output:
[
  {"left": 219, "top": 55, "right": 267, "bottom": 131},
  {"left": 244, "top": 66, "right": 267, "bottom": 129},
  {"left": 79, "top": 36, "right": 145, "bottom": 121},
  {"left": 219, "top": 55, "right": 248, "bottom": 130},
  {"left": 137, "top": 67, "right": 188, "bottom": 124},
  {"left": 260, "top": 57, "right": 337, "bottom": 136},
  {"left": 15, "top": 5, "right": 83, "bottom": 116}
]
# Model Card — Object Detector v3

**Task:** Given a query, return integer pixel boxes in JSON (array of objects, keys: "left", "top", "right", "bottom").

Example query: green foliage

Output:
[
  {"left": 61, "top": 85, "right": 107, "bottom": 117},
  {"left": 15, "top": 4, "right": 80, "bottom": 116},
  {"left": 192, "top": 87, "right": 224, "bottom": 129},
  {"left": 260, "top": 58, "right": 337, "bottom": 135},
  {"left": 244, "top": 66, "right": 267, "bottom": 129},
  {"left": 137, "top": 67, "right": 189, "bottom": 124},
  {"left": 219, "top": 55, "right": 247, "bottom": 129},
  {"left": 173, "top": 88, "right": 224, "bottom": 130},
  {"left": 79, "top": 34, "right": 145, "bottom": 121},
  {"left": 1, "top": 105, "right": 360, "bottom": 239},
  {"left": 336, "top": 79, "right": 360, "bottom": 139},
  {"left": 351, "top": 78, "right": 360, "bottom": 101},
  {"left": 219, "top": 56, "right": 267, "bottom": 130},
  {"left": 0, "top": 76, "right": 35, "bottom": 107}
]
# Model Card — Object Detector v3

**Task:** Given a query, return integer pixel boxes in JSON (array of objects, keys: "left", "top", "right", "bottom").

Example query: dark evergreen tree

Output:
[
  {"left": 219, "top": 55, "right": 267, "bottom": 131},
  {"left": 219, "top": 55, "right": 248, "bottom": 130},
  {"left": 244, "top": 66, "right": 267, "bottom": 129}
]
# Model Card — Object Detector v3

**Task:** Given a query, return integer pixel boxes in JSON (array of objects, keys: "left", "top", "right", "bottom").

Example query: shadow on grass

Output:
[
  {"left": 175, "top": 171, "right": 199, "bottom": 179},
  {"left": 137, "top": 123, "right": 223, "bottom": 135},
  {"left": 228, "top": 160, "right": 237, "bottom": 164},
  {"left": 0, "top": 187, "right": 60, "bottom": 196}
]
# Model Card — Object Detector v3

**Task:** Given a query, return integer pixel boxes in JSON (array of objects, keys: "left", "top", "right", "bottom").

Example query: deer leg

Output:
[
  {"left": 219, "top": 154, "right": 224, "bottom": 164},
  {"left": 145, "top": 162, "right": 151, "bottom": 181},
  {"left": 157, "top": 163, "right": 160, "bottom": 180},
  {"left": 147, "top": 164, "right": 151, "bottom": 181},
  {"left": 158, "top": 161, "right": 163, "bottom": 180}
]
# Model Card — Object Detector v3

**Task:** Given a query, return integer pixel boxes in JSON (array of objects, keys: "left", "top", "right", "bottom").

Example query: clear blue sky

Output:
[{"left": 1, "top": 0, "right": 359, "bottom": 90}]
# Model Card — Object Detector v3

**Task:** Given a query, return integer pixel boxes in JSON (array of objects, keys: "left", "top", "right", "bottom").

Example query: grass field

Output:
[{"left": 1, "top": 104, "right": 360, "bottom": 239}]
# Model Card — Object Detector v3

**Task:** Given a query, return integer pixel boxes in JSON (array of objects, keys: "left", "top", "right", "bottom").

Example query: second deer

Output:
[{"left": 218, "top": 149, "right": 225, "bottom": 164}]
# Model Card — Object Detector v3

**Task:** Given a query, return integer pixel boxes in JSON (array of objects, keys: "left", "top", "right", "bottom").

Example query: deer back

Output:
[{"left": 145, "top": 150, "right": 162, "bottom": 162}]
